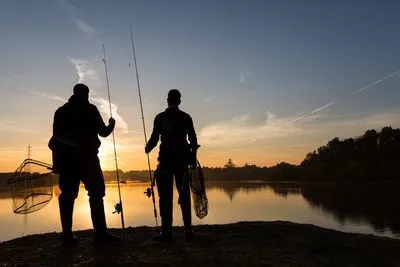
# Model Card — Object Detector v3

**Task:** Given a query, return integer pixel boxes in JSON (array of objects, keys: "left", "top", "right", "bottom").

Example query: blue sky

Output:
[{"left": 1, "top": 0, "right": 399, "bottom": 171}]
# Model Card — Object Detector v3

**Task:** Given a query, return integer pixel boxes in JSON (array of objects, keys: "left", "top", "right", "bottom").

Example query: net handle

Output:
[{"left": 8, "top": 158, "right": 53, "bottom": 184}]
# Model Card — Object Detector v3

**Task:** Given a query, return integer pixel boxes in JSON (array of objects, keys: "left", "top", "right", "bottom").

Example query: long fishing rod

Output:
[
  {"left": 102, "top": 44, "right": 125, "bottom": 232},
  {"left": 129, "top": 25, "right": 159, "bottom": 231}
]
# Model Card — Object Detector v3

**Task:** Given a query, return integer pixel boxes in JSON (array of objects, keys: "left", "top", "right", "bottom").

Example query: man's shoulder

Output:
[
  {"left": 88, "top": 103, "right": 99, "bottom": 112},
  {"left": 156, "top": 109, "right": 192, "bottom": 121},
  {"left": 155, "top": 111, "right": 166, "bottom": 119},
  {"left": 55, "top": 103, "right": 68, "bottom": 115},
  {"left": 178, "top": 109, "right": 192, "bottom": 120}
]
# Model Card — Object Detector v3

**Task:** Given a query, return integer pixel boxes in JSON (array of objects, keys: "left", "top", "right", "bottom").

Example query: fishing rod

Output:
[
  {"left": 129, "top": 25, "right": 159, "bottom": 231},
  {"left": 102, "top": 44, "right": 125, "bottom": 232}
]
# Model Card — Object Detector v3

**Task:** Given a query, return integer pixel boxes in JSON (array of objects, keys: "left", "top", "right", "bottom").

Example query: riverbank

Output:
[{"left": 1, "top": 221, "right": 400, "bottom": 266}]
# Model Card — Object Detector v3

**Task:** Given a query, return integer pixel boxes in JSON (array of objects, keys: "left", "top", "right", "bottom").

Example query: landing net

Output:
[
  {"left": 190, "top": 161, "right": 208, "bottom": 219},
  {"left": 8, "top": 159, "right": 54, "bottom": 214}
]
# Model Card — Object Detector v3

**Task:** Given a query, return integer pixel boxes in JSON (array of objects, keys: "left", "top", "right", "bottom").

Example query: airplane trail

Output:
[
  {"left": 292, "top": 103, "right": 333, "bottom": 123},
  {"left": 351, "top": 70, "right": 400, "bottom": 96},
  {"left": 293, "top": 70, "right": 400, "bottom": 123}
]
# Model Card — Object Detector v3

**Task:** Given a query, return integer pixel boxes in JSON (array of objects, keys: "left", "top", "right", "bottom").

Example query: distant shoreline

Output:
[{"left": 2, "top": 178, "right": 400, "bottom": 189}]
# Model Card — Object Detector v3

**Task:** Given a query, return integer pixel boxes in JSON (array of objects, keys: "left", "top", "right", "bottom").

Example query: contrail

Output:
[
  {"left": 351, "top": 70, "right": 400, "bottom": 96},
  {"left": 292, "top": 102, "right": 333, "bottom": 123},
  {"left": 293, "top": 70, "right": 400, "bottom": 123}
]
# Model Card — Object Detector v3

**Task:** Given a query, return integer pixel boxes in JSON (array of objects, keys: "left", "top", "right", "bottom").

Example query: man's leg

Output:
[
  {"left": 175, "top": 165, "right": 193, "bottom": 238},
  {"left": 58, "top": 168, "right": 80, "bottom": 244},
  {"left": 155, "top": 165, "right": 174, "bottom": 240},
  {"left": 83, "top": 156, "right": 118, "bottom": 241}
]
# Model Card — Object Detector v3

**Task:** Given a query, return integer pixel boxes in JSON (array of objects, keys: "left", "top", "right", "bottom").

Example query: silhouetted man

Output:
[
  {"left": 49, "top": 83, "right": 119, "bottom": 245},
  {"left": 145, "top": 89, "right": 199, "bottom": 241}
]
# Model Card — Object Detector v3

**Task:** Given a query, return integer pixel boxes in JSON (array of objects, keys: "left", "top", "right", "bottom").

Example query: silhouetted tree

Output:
[
  {"left": 300, "top": 126, "right": 400, "bottom": 181},
  {"left": 224, "top": 158, "right": 236, "bottom": 169},
  {"left": 83, "top": 126, "right": 400, "bottom": 183}
]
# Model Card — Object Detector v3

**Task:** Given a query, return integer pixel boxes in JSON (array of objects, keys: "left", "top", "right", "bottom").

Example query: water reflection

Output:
[
  {"left": 267, "top": 182, "right": 400, "bottom": 236},
  {"left": 207, "top": 181, "right": 400, "bottom": 237},
  {"left": 1, "top": 181, "right": 400, "bottom": 242},
  {"left": 207, "top": 181, "right": 270, "bottom": 201}
]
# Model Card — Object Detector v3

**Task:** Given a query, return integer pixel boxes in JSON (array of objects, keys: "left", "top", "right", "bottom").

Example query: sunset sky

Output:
[{"left": 1, "top": 0, "right": 400, "bottom": 172}]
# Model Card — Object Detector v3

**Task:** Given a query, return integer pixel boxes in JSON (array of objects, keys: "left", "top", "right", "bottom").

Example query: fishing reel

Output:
[
  {"left": 113, "top": 202, "right": 122, "bottom": 214},
  {"left": 144, "top": 187, "right": 152, "bottom": 198}
]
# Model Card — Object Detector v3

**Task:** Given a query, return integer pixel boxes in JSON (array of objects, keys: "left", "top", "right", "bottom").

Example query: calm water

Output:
[{"left": 1, "top": 181, "right": 399, "bottom": 242}]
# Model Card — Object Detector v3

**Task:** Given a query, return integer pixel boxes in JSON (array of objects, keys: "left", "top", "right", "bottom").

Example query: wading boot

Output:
[
  {"left": 90, "top": 198, "right": 121, "bottom": 244},
  {"left": 153, "top": 222, "right": 173, "bottom": 242},
  {"left": 59, "top": 196, "right": 78, "bottom": 246},
  {"left": 153, "top": 233, "right": 173, "bottom": 243},
  {"left": 184, "top": 225, "right": 194, "bottom": 241},
  {"left": 62, "top": 233, "right": 79, "bottom": 246}
]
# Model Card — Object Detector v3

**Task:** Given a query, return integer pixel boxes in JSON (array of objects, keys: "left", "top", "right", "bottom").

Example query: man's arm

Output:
[
  {"left": 187, "top": 116, "right": 200, "bottom": 167},
  {"left": 95, "top": 108, "right": 115, "bottom": 137},
  {"left": 187, "top": 116, "right": 198, "bottom": 149},
  {"left": 145, "top": 115, "right": 161, "bottom": 153},
  {"left": 98, "top": 118, "right": 115, "bottom": 137}
]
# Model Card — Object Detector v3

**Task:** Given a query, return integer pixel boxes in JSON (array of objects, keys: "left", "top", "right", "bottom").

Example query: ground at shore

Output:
[{"left": 1, "top": 221, "right": 400, "bottom": 267}]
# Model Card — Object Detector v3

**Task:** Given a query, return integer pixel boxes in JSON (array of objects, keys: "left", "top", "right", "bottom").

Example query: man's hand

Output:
[
  {"left": 189, "top": 144, "right": 200, "bottom": 169},
  {"left": 189, "top": 154, "right": 197, "bottom": 169},
  {"left": 109, "top": 117, "right": 116, "bottom": 127},
  {"left": 145, "top": 146, "right": 151, "bottom": 154},
  {"left": 189, "top": 162, "right": 196, "bottom": 170}
]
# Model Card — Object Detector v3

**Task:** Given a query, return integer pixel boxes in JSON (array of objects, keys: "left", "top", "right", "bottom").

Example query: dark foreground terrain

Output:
[{"left": 1, "top": 221, "right": 399, "bottom": 267}]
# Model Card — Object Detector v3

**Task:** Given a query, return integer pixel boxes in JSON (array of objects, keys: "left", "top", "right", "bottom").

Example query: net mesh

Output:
[
  {"left": 8, "top": 159, "right": 54, "bottom": 214},
  {"left": 190, "top": 161, "right": 208, "bottom": 219}
]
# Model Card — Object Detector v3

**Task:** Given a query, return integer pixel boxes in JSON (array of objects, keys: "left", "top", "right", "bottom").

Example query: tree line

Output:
[
  {"left": 300, "top": 126, "right": 400, "bottom": 181},
  {"left": 104, "top": 126, "right": 400, "bottom": 182},
  {"left": 3, "top": 126, "right": 397, "bottom": 184}
]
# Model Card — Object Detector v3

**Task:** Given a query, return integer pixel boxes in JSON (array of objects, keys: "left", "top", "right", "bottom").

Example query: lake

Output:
[{"left": 1, "top": 181, "right": 399, "bottom": 242}]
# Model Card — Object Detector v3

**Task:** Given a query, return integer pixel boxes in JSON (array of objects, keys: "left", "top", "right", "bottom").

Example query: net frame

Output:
[
  {"left": 8, "top": 158, "right": 54, "bottom": 214},
  {"left": 189, "top": 161, "right": 208, "bottom": 219}
]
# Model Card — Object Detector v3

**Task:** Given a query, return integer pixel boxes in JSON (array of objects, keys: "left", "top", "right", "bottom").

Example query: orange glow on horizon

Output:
[
  {"left": 0, "top": 150, "right": 305, "bottom": 173},
  {"left": 0, "top": 144, "right": 308, "bottom": 173}
]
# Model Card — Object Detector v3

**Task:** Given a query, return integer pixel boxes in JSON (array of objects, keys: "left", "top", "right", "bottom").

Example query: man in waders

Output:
[
  {"left": 145, "top": 89, "right": 199, "bottom": 242},
  {"left": 49, "top": 83, "right": 119, "bottom": 245}
]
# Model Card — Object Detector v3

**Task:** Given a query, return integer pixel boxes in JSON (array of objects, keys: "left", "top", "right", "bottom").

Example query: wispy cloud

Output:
[
  {"left": 30, "top": 91, "right": 66, "bottom": 103},
  {"left": 56, "top": 0, "right": 95, "bottom": 34},
  {"left": 90, "top": 97, "right": 129, "bottom": 134},
  {"left": 239, "top": 71, "right": 253, "bottom": 84},
  {"left": 22, "top": 58, "right": 129, "bottom": 135},
  {"left": 307, "top": 110, "right": 400, "bottom": 132},
  {"left": 21, "top": 87, "right": 66, "bottom": 103},
  {"left": 69, "top": 58, "right": 99, "bottom": 84},
  {"left": 69, "top": 58, "right": 129, "bottom": 134},
  {"left": 200, "top": 108, "right": 400, "bottom": 149},
  {"left": 200, "top": 111, "right": 302, "bottom": 146},
  {"left": 71, "top": 17, "right": 95, "bottom": 33},
  {"left": 239, "top": 72, "right": 246, "bottom": 84}
]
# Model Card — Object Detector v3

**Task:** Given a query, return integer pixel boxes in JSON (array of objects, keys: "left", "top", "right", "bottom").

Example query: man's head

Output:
[
  {"left": 167, "top": 89, "right": 181, "bottom": 107},
  {"left": 73, "top": 83, "right": 89, "bottom": 100}
]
